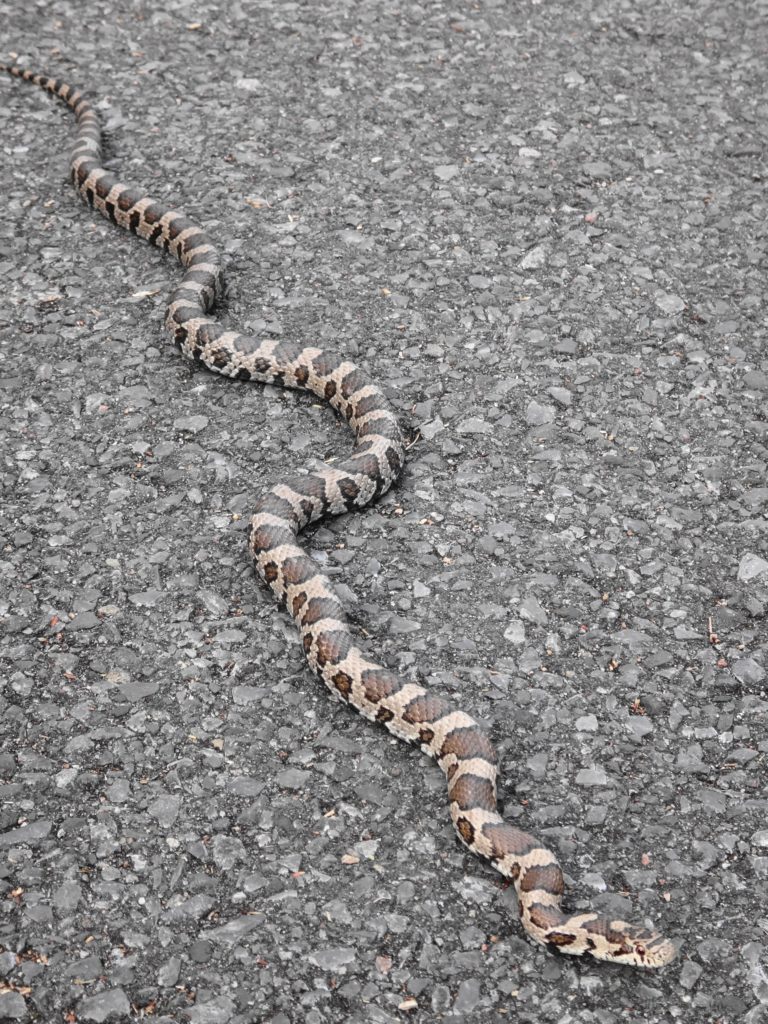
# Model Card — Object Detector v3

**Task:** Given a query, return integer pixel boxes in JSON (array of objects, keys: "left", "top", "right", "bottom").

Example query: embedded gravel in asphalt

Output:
[{"left": 1, "top": 1, "right": 767, "bottom": 1022}]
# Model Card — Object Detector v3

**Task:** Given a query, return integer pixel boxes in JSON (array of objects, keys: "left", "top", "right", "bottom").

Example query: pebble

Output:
[
  {"left": 503, "top": 619, "right": 526, "bottom": 644},
  {"left": 434, "top": 164, "right": 459, "bottom": 181},
  {"left": 0, "top": 819, "right": 52, "bottom": 847},
  {"left": 212, "top": 835, "right": 246, "bottom": 870},
  {"left": 276, "top": 768, "right": 311, "bottom": 789},
  {"left": 548, "top": 386, "right": 572, "bottom": 407},
  {"left": 654, "top": 291, "right": 686, "bottom": 315},
  {"left": 157, "top": 957, "right": 181, "bottom": 987},
  {"left": 453, "top": 978, "right": 482, "bottom": 1012},
  {"left": 575, "top": 714, "right": 599, "bottom": 732},
  {"left": 732, "top": 658, "right": 766, "bottom": 685},
  {"left": 0, "top": 992, "right": 26, "bottom": 1020},
  {"left": 525, "top": 400, "right": 556, "bottom": 425},
  {"left": 307, "top": 947, "right": 356, "bottom": 970},
  {"left": 185, "top": 996, "right": 236, "bottom": 1024},
  {"left": 456, "top": 416, "right": 494, "bottom": 434},
  {"left": 519, "top": 596, "right": 548, "bottom": 625},
  {"left": 626, "top": 716, "right": 654, "bottom": 740},
  {"left": 575, "top": 767, "right": 609, "bottom": 787},
  {"left": 173, "top": 414, "right": 209, "bottom": 433},
  {"left": 520, "top": 246, "right": 547, "bottom": 269},
  {"left": 79, "top": 988, "right": 131, "bottom": 1022},
  {"left": 148, "top": 795, "right": 181, "bottom": 828},
  {"left": 679, "top": 961, "right": 704, "bottom": 990},
  {"left": 737, "top": 553, "right": 768, "bottom": 581},
  {"left": 206, "top": 914, "right": 265, "bottom": 943}
]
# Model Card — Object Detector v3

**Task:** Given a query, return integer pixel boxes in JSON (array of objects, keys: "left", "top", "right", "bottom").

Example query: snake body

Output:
[{"left": 2, "top": 64, "right": 676, "bottom": 967}]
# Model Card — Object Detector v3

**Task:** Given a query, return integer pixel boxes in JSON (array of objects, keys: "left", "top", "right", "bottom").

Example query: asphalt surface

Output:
[{"left": 1, "top": 1, "right": 767, "bottom": 1022}]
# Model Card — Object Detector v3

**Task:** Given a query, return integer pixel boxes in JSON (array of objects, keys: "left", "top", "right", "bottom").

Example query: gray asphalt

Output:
[{"left": 1, "top": 1, "right": 767, "bottom": 1022}]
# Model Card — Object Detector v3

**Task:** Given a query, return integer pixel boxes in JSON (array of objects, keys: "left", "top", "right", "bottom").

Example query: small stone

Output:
[
  {"left": 198, "top": 590, "right": 229, "bottom": 615},
  {"left": 751, "top": 830, "right": 768, "bottom": 848},
  {"left": 354, "top": 838, "right": 380, "bottom": 860},
  {"left": 158, "top": 956, "right": 181, "bottom": 987},
  {"left": 526, "top": 751, "right": 548, "bottom": 779},
  {"left": 654, "top": 291, "right": 686, "bottom": 315},
  {"left": 519, "top": 596, "right": 548, "bottom": 625},
  {"left": 147, "top": 794, "right": 181, "bottom": 828},
  {"left": 434, "top": 164, "right": 459, "bottom": 181},
  {"left": 525, "top": 401, "right": 556, "bottom": 425},
  {"left": 173, "top": 414, "right": 209, "bottom": 433},
  {"left": 413, "top": 581, "right": 430, "bottom": 598},
  {"left": 626, "top": 717, "right": 654, "bottom": 740},
  {"left": 63, "top": 955, "right": 102, "bottom": 982},
  {"left": 118, "top": 678, "right": 159, "bottom": 702},
  {"left": 0, "top": 992, "right": 27, "bottom": 1020},
  {"left": 128, "top": 590, "right": 163, "bottom": 607},
  {"left": 235, "top": 77, "right": 262, "bottom": 91},
  {"left": 575, "top": 767, "right": 608, "bottom": 787},
  {"left": 212, "top": 835, "right": 246, "bottom": 870},
  {"left": 232, "top": 686, "right": 265, "bottom": 704},
  {"left": 432, "top": 984, "right": 452, "bottom": 1012},
  {"left": 276, "top": 768, "right": 311, "bottom": 789},
  {"left": 548, "top": 387, "right": 572, "bottom": 407},
  {"left": 186, "top": 996, "right": 236, "bottom": 1024},
  {"left": 206, "top": 914, "right": 265, "bottom": 943},
  {"left": 575, "top": 714, "right": 599, "bottom": 732},
  {"left": 744, "top": 369, "right": 768, "bottom": 390},
  {"left": 189, "top": 939, "right": 213, "bottom": 963},
  {"left": 732, "top": 658, "right": 765, "bottom": 685},
  {"left": 453, "top": 978, "right": 482, "bottom": 1012},
  {"left": 227, "top": 777, "right": 264, "bottom": 797},
  {"left": 743, "top": 487, "right": 768, "bottom": 507},
  {"left": 338, "top": 228, "right": 372, "bottom": 247},
  {"left": 307, "top": 947, "right": 356, "bottom": 970},
  {"left": 456, "top": 416, "right": 493, "bottom": 435},
  {"left": 388, "top": 615, "right": 421, "bottom": 634},
  {"left": 585, "top": 804, "right": 608, "bottom": 825},
  {"left": 468, "top": 274, "right": 492, "bottom": 289},
  {"left": 520, "top": 246, "right": 546, "bottom": 269},
  {"left": 79, "top": 988, "right": 131, "bottom": 1022},
  {"left": 0, "top": 819, "right": 52, "bottom": 847},
  {"left": 55, "top": 768, "right": 79, "bottom": 788},
  {"left": 729, "top": 747, "right": 758, "bottom": 763},
  {"left": 420, "top": 416, "right": 445, "bottom": 440},
  {"left": 66, "top": 611, "right": 100, "bottom": 631},
  {"left": 583, "top": 160, "right": 613, "bottom": 179},
  {"left": 678, "top": 960, "right": 704, "bottom": 990},
  {"left": 738, "top": 553, "right": 768, "bottom": 581},
  {"left": 503, "top": 619, "right": 526, "bottom": 644},
  {"left": 582, "top": 872, "right": 607, "bottom": 891},
  {"left": 53, "top": 881, "right": 82, "bottom": 911}
]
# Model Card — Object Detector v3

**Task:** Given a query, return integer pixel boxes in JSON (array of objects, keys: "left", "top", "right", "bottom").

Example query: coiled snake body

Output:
[{"left": 2, "top": 64, "right": 676, "bottom": 967}]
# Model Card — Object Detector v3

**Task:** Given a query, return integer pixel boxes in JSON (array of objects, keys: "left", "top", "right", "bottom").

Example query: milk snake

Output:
[{"left": 2, "top": 63, "right": 676, "bottom": 967}]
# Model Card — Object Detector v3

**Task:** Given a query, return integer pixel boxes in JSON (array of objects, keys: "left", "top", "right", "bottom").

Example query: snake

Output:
[{"left": 2, "top": 63, "right": 677, "bottom": 968}]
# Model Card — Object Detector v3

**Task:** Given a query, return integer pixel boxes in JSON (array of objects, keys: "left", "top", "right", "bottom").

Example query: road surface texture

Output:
[{"left": 1, "top": 1, "right": 767, "bottom": 1022}]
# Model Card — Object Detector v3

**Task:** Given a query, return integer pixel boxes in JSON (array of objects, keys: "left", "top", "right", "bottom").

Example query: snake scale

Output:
[{"left": 3, "top": 63, "right": 676, "bottom": 967}]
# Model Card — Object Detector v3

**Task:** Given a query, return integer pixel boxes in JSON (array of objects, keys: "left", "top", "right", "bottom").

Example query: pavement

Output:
[{"left": 1, "top": 1, "right": 767, "bottom": 1021}]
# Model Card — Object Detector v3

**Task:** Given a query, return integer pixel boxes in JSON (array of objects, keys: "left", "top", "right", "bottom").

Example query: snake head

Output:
[
  {"left": 593, "top": 922, "right": 678, "bottom": 968},
  {"left": 539, "top": 911, "right": 678, "bottom": 967}
]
